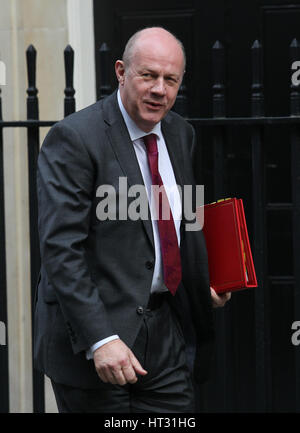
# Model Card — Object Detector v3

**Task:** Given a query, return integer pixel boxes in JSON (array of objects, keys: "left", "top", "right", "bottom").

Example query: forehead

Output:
[{"left": 131, "top": 36, "right": 184, "bottom": 75}]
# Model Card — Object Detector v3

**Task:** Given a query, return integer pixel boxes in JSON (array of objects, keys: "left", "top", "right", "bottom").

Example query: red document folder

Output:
[{"left": 201, "top": 198, "right": 257, "bottom": 294}]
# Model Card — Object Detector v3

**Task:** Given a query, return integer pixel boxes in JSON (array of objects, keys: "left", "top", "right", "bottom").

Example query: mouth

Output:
[{"left": 144, "top": 101, "right": 165, "bottom": 110}]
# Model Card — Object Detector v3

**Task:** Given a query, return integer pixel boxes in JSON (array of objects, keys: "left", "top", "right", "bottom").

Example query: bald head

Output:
[{"left": 122, "top": 27, "right": 186, "bottom": 73}]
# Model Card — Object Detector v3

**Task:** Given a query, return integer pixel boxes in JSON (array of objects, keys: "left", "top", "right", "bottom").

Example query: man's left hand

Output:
[{"left": 210, "top": 287, "right": 231, "bottom": 308}]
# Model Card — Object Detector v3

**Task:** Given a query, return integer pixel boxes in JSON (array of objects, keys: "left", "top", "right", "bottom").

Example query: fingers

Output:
[
  {"left": 218, "top": 292, "right": 231, "bottom": 307},
  {"left": 120, "top": 364, "right": 137, "bottom": 384},
  {"left": 110, "top": 355, "right": 147, "bottom": 385},
  {"left": 93, "top": 339, "right": 147, "bottom": 386},
  {"left": 224, "top": 292, "right": 231, "bottom": 302},
  {"left": 210, "top": 287, "right": 231, "bottom": 308},
  {"left": 100, "top": 365, "right": 131, "bottom": 386},
  {"left": 129, "top": 351, "right": 148, "bottom": 376},
  {"left": 97, "top": 367, "right": 118, "bottom": 385},
  {"left": 100, "top": 359, "right": 142, "bottom": 386}
]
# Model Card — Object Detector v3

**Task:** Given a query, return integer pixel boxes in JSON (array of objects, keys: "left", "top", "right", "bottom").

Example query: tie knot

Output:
[{"left": 143, "top": 133, "right": 158, "bottom": 154}]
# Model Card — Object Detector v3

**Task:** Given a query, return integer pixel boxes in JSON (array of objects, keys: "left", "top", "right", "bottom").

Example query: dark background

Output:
[{"left": 92, "top": 0, "right": 300, "bottom": 412}]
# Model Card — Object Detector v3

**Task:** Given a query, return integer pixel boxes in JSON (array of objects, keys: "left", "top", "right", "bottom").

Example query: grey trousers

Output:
[{"left": 51, "top": 295, "right": 195, "bottom": 413}]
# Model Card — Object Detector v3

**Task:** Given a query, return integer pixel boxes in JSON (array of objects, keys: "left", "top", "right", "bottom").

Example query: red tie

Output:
[{"left": 143, "top": 133, "right": 182, "bottom": 296}]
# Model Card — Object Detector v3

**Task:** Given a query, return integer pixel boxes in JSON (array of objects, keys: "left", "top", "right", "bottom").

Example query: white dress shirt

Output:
[{"left": 86, "top": 90, "right": 182, "bottom": 359}]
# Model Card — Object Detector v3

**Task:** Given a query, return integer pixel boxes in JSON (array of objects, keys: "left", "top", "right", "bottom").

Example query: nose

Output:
[{"left": 151, "top": 77, "right": 166, "bottom": 96}]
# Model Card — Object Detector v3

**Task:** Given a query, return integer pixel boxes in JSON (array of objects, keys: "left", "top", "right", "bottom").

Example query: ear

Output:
[{"left": 115, "top": 60, "right": 125, "bottom": 86}]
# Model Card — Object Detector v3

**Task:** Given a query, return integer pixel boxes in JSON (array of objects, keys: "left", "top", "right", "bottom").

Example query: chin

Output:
[{"left": 143, "top": 113, "right": 163, "bottom": 125}]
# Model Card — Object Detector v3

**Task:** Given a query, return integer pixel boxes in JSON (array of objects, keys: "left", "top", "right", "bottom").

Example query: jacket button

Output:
[
  {"left": 136, "top": 306, "right": 144, "bottom": 315},
  {"left": 145, "top": 261, "right": 154, "bottom": 270}
]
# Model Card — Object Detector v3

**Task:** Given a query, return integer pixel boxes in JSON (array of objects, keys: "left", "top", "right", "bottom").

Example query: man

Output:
[{"left": 34, "top": 27, "right": 230, "bottom": 413}]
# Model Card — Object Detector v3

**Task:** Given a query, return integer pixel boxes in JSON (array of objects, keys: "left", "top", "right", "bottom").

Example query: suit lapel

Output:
[
  {"left": 103, "top": 93, "right": 155, "bottom": 248},
  {"left": 161, "top": 116, "right": 185, "bottom": 189}
]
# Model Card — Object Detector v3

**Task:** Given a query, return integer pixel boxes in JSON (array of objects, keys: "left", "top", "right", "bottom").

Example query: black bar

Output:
[
  {"left": 212, "top": 40, "right": 226, "bottom": 196},
  {"left": 250, "top": 39, "right": 271, "bottom": 412},
  {"left": 266, "top": 203, "right": 293, "bottom": 210},
  {"left": 251, "top": 40, "right": 264, "bottom": 117},
  {"left": 290, "top": 37, "right": 300, "bottom": 412},
  {"left": 212, "top": 40, "right": 225, "bottom": 118},
  {"left": 211, "top": 39, "right": 228, "bottom": 412},
  {"left": 0, "top": 121, "right": 57, "bottom": 127},
  {"left": 26, "top": 45, "right": 44, "bottom": 413},
  {"left": 290, "top": 39, "right": 300, "bottom": 117},
  {"left": 291, "top": 125, "right": 300, "bottom": 412},
  {"left": 173, "top": 79, "right": 188, "bottom": 117},
  {"left": 1, "top": 116, "right": 300, "bottom": 128},
  {"left": 64, "top": 45, "right": 76, "bottom": 117},
  {"left": 187, "top": 116, "right": 300, "bottom": 125},
  {"left": 99, "top": 43, "right": 112, "bottom": 99},
  {"left": 0, "top": 84, "right": 9, "bottom": 413},
  {"left": 26, "top": 45, "right": 38, "bottom": 120},
  {"left": 251, "top": 111, "right": 269, "bottom": 413},
  {"left": 268, "top": 276, "right": 295, "bottom": 284}
]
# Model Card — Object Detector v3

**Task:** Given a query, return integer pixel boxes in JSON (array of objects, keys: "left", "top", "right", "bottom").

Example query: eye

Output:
[{"left": 166, "top": 77, "right": 178, "bottom": 85}]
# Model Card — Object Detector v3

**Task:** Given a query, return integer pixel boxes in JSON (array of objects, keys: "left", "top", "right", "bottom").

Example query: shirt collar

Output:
[{"left": 117, "top": 89, "right": 162, "bottom": 142}]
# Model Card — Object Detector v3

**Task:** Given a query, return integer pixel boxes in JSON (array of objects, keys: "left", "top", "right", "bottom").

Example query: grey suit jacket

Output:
[{"left": 34, "top": 91, "right": 215, "bottom": 388}]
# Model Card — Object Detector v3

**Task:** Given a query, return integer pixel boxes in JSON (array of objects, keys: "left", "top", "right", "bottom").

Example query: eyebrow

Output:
[{"left": 140, "top": 67, "right": 180, "bottom": 80}]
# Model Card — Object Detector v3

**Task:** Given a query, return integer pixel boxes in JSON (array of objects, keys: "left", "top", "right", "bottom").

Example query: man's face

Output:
[{"left": 116, "top": 34, "right": 184, "bottom": 132}]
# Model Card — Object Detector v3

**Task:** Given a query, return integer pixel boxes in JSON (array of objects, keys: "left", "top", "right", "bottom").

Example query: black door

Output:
[{"left": 93, "top": 0, "right": 300, "bottom": 412}]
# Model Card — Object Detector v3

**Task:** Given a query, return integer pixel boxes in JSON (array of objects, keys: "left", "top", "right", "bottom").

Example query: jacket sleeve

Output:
[{"left": 37, "top": 121, "right": 116, "bottom": 354}]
